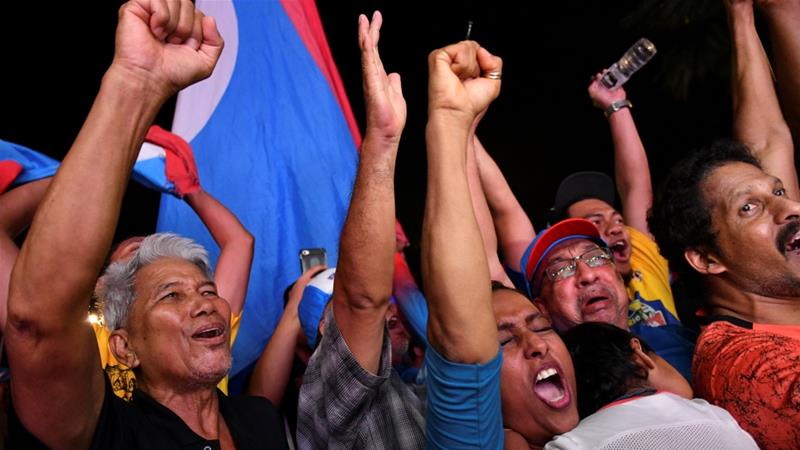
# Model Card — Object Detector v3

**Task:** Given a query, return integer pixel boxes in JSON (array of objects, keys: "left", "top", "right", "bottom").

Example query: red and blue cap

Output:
[{"left": 521, "top": 218, "right": 608, "bottom": 297}]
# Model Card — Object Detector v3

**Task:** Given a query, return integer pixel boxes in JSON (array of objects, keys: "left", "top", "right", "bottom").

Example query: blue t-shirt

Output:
[{"left": 424, "top": 347, "right": 504, "bottom": 449}]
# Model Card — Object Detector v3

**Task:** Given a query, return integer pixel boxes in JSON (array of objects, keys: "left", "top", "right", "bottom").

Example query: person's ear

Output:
[
  {"left": 109, "top": 329, "right": 140, "bottom": 369},
  {"left": 684, "top": 248, "right": 726, "bottom": 275},
  {"left": 629, "top": 337, "right": 656, "bottom": 372}
]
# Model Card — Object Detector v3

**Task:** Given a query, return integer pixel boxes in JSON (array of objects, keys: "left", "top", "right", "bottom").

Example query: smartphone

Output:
[{"left": 299, "top": 248, "right": 327, "bottom": 273}]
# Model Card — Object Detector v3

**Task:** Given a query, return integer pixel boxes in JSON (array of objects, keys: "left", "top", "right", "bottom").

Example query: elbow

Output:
[
  {"left": 341, "top": 290, "right": 392, "bottom": 311},
  {"left": 242, "top": 230, "right": 255, "bottom": 253},
  {"left": 335, "top": 267, "right": 393, "bottom": 310},
  {"left": 768, "top": 123, "right": 794, "bottom": 149},
  {"left": 339, "top": 278, "right": 392, "bottom": 311},
  {"left": 6, "top": 291, "right": 51, "bottom": 343}
]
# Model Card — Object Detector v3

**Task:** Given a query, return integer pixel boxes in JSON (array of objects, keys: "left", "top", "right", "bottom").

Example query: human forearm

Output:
[
  {"left": 9, "top": 69, "right": 166, "bottom": 326},
  {"left": 607, "top": 108, "right": 652, "bottom": 234},
  {"left": 422, "top": 112, "right": 497, "bottom": 363},
  {"left": 332, "top": 12, "right": 406, "bottom": 375},
  {"left": 336, "top": 135, "right": 398, "bottom": 309},
  {"left": 475, "top": 140, "right": 534, "bottom": 273},
  {"left": 760, "top": 0, "right": 800, "bottom": 146},
  {"left": 466, "top": 129, "right": 510, "bottom": 284},
  {"left": 0, "top": 178, "right": 52, "bottom": 237},
  {"left": 728, "top": 2, "right": 798, "bottom": 197},
  {"left": 185, "top": 188, "right": 254, "bottom": 315},
  {"left": 393, "top": 252, "right": 429, "bottom": 346},
  {"left": 332, "top": 133, "right": 398, "bottom": 373},
  {"left": 246, "top": 309, "right": 300, "bottom": 406},
  {"left": 5, "top": 58, "right": 172, "bottom": 450}
]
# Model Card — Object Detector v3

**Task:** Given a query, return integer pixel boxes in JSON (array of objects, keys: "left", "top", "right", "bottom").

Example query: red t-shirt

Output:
[{"left": 693, "top": 319, "right": 800, "bottom": 449}]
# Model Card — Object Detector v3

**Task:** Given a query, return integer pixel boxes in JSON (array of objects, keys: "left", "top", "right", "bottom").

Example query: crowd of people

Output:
[{"left": 1, "top": 0, "right": 799, "bottom": 448}]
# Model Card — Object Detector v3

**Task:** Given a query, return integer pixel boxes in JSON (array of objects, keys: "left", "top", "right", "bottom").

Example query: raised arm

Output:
[
  {"left": 467, "top": 123, "right": 514, "bottom": 286},
  {"left": 727, "top": 0, "right": 799, "bottom": 199},
  {"left": 0, "top": 178, "right": 51, "bottom": 330},
  {"left": 393, "top": 251, "right": 430, "bottom": 347},
  {"left": 588, "top": 77, "right": 653, "bottom": 235},
  {"left": 474, "top": 138, "right": 536, "bottom": 274},
  {"left": 332, "top": 11, "right": 406, "bottom": 374},
  {"left": 5, "top": 1, "right": 222, "bottom": 447},
  {"left": 423, "top": 41, "right": 501, "bottom": 363},
  {"left": 758, "top": 0, "right": 800, "bottom": 155},
  {"left": 247, "top": 265, "right": 324, "bottom": 405},
  {"left": 184, "top": 189, "right": 253, "bottom": 315}
]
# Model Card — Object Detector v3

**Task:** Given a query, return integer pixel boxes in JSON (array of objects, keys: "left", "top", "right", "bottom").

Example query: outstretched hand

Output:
[
  {"left": 112, "top": 0, "right": 224, "bottom": 98},
  {"left": 359, "top": 11, "right": 406, "bottom": 144},
  {"left": 588, "top": 72, "right": 627, "bottom": 110},
  {"left": 427, "top": 41, "right": 502, "bottom": 123}
]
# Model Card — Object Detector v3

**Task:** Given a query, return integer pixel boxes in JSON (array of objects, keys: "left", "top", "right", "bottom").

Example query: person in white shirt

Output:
[{"left": 545, "top": 322, "right": 757, "bottom": 450}]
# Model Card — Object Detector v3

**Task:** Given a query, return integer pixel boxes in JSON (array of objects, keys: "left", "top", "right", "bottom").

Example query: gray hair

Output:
[{"left": 100, "top": 232, "right": 212, "bottom": 330}]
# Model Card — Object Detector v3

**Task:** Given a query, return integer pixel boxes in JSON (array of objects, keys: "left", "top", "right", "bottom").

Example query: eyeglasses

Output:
[{"left": 542, "top": 247, "right": 614, "bottom": 283}]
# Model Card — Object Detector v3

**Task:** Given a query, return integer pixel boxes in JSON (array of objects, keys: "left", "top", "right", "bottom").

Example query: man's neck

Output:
[
  {"left": 707, "top": 278, "right": 800, "bottom": 325},
  {"left": 139, "top": 380, "right": 223, "bottom": 440}
]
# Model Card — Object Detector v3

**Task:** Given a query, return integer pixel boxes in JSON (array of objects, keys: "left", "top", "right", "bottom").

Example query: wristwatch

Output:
[{"left": 604, "top": 99, "right": 633, "bottom": 118}]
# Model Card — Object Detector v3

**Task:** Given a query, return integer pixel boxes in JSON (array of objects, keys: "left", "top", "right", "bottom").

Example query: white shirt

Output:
[{"left": 545, "top": 392, "right": 758, "bottom": 450}]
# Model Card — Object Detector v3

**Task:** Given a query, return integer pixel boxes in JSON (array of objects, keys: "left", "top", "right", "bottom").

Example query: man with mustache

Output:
[
  {"left": 473, "top": 75, "right": 695, "bottom": 378},
  {"left": 650, "top": 139, "right": 800, "bottom": 449},
  {"left": 646, "top": 0, "right": 800, "bottom": 446},
  {"left": 519, "top": 217, "right": 695, "bottom": 380}
]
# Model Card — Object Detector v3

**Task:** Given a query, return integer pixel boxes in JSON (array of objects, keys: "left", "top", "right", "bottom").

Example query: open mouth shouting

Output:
[
  {"left": 578, "top": 286, "right": 615, "bottom": 319},
  {"left": 533, "top": 364, "right": 572, "bottom": 409},
  {"left": 608, "top": 239, "right": 630, "bottom": 263},
  {"left": 191, "top": 323, "right": 227, "bottom": 345},
  {"left": 778, "top": 221, "right": 800, "bottom": 258}
]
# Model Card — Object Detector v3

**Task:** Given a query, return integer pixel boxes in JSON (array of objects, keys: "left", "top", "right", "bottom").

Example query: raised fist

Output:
[
  {"left": 112, "top": 0, "right": 224, "bottom": 98},
  {"left": 427, "top": 41, "right": 502, "bottom": 123}
]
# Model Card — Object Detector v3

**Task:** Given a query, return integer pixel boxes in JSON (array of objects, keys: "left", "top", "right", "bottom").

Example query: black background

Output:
[{"left": 1, "top": 0, "right": 744, "bottom": 276}]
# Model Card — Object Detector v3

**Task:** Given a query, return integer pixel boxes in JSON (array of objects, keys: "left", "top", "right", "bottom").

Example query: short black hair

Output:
[
  {"left": 490, "top": 280, "right": 530, "bottom": 299},
  {"left": 562, "top": 322, "right": 653, "bottom": 418},
  {"left": 649, "top": 139, "right": 761, "bottom": 297}
]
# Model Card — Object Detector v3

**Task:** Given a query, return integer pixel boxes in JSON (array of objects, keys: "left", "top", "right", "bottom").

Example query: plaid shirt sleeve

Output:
[{"left": 296, "top": 306, "right": 394, "bottom": 449}]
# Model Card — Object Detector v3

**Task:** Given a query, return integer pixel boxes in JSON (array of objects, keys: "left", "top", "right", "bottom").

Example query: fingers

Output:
[
  {"left": 290, "top": 265, "right": 327, "bottom": 299},
  {"left": 299, "top": 265, "right": 326, "bottom": 284},
  {"left": 358, "top": 14, "right": 369, "bottom": 51},
  {"left": 358, "top": 11, "right": 383, "bottom": 51},
  {"left": 447, "top": 41, "right": 481, "bottom": 80},
  {"left": 476, "top": 46, "right": 502, "bottom": 80},
  {"left": 146, "top": 0, "right": 171, "bottom": 40},
  {"left": 135, "top": 0, "right": 203, "bottom": 46},
  {"left": 360, "top": 10, "right": 392, "bottom": 98},
  {"left": 185, "top": 8, "right": 204, "bottom": 50},
  {"left": 388, "top": 72, "right": 403, "bottom": 97},
  {"left": 162, "top": 0, "right": 181, "bottom": 40},
  {"left": 167, "top": 0, "right": 195, "bottom": 44},
  {"left": 369, "top": 10, "right": 382, "bottom": 48},
  {"left": 199, "top": 15, "right": 225, "bottom": 62}
]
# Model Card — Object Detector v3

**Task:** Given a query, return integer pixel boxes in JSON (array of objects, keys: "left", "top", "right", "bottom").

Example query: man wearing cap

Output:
[
  {"left": 546, "top": 171, "right": 692, "bottom": 349},
  {"left": 474, "top": 77, "right": 693, "bottom": 375},
  {"left": 520, "top": 216, "right": 695, "bottom": 380}
]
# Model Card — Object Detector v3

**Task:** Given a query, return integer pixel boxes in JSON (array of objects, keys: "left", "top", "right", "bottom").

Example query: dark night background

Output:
[{"left": 1, "top": 1, "right": 751, "bottom": 277}]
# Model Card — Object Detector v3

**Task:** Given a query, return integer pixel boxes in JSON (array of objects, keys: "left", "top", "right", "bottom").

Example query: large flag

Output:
[{"left": 156, "top": 0, "right": 361, "bottom": 381}]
